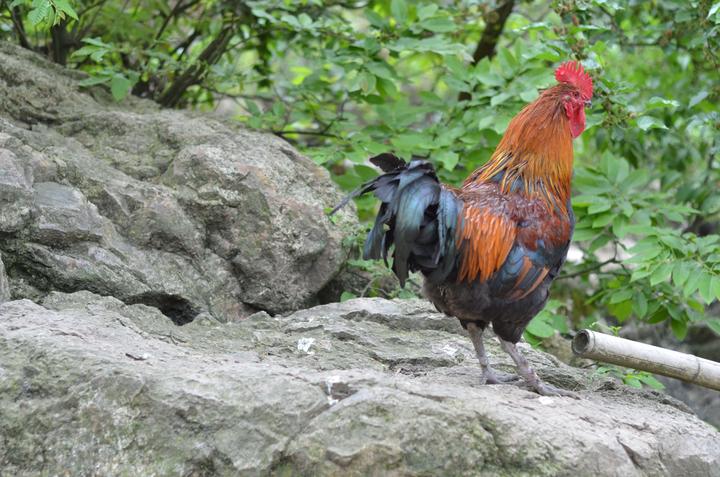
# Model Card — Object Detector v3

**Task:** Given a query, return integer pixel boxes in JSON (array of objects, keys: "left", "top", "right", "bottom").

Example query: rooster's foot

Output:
[
  {"left": 498, "top": 338, "right": 581, "bottom": 399},
  {"left": 531, "top": 380, "right": 581, "bottom": 399},
  {"left": 483, "top": 369, "right": 520, "bottom": 384}
]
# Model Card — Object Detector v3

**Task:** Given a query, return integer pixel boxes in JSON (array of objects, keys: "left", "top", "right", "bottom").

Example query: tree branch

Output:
[
  {"left": 50, "top": 19, "right": 75, "bottom": 65},
  {"left": 459, "top": 0, "right": 515, "bottom": 102},
  {"left": 6, "top": 2, "right": 31, "bottom": 49},
  {"left": 75, "top": 0, "right": 110, "bottom": 40},
  {"left": 154, "top": 0, "right": 202, "bottom": 41},
  {"left": 558, "top": 258, "right": 619, "bottom": 280},
  {"left": 157, "top": 21, "right": 236, "bottom": 107}
]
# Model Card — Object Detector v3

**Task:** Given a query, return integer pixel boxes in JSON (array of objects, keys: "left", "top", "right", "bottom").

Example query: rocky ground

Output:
[
  {"left": 2, "top": 293, "right": 719, "bottom": 476},
  {"left": 0, "top": 41, "right": 719, "bottom": 476}
]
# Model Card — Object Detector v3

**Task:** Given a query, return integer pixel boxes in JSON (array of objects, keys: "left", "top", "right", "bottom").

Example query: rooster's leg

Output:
[
  {"left": 498, "top": 338, "right": 580, "bottom": 399},
  {"left": 467, "top": 323, "right": 519, "bottom": 384}
]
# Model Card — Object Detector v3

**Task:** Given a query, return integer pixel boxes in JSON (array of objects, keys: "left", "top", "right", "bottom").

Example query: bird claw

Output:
[
  {"left": 484, "top": 369, "right": 521, "bottom": 384},
  {"left": 531, "top": 381, "right": 581, "bottom": 399}
]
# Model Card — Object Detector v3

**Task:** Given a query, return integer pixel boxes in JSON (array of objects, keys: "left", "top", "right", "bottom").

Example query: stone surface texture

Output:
[
  {"left": 0, "top": 293, "right": 718, "bottom": 476},
  {"left": 0, "top": 41, "right": 355, "bottom": 322}
]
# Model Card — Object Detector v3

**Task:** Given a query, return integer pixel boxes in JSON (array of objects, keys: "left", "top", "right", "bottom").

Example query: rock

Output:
[
  {"left": 1, "top": 293, "right": 718, "bottom": 476},
  {"left": 0, "top": 253, "right": 9, "bottom": 302},
  {"left": 31, "top": 182, "right": 106, "bottom": 245},
  {"left": 0, "top": 41, "right": 356, "bottom": 320},
  {"left": 0, "top": 146, "right": 33, "bottom": 232}
]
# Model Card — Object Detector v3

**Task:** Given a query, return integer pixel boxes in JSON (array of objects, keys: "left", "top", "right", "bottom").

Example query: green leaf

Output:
[
  {"left": 28, "top": 2, "right": 51, "bottom": 26},
  {"left": 573, "top": 194, "right": 608, "bottom": 206},
  {"left": 365, "top": 9, "right": 387, "bottom": 28},
  {"left": 490, "top": 92, "right": 512, "bottom": 106},
  {"left": 608, "top": 299, "right": 633, "bottom": 322},
  {"left": 591, "top": 213, "right": 614, "bottom": 228},
  {"left": 683, "top": 270, "right": 703, "bottom": 297},
  {"left": 419, "top": 16, "right": 456, "bottom": 33},
  {"left": 637, "top": 374, "right": 665, "bottom": 390},
  {"left": 78, "top": 75, "right": 110, "bottom": 87},
  {"left": 648, "top": 309, "right": 669, "bottom": 324},
  {"left": 649, "top": 263, "right": 673, "bottom": 286},
  {"left": 612, "top": 215, "right": 630, "bottom": 238},
  {"left": 297, "top": 13, "right": 313, "bottom": 28},
  {"left": 366, "top": 62, "right": 395, "bottom": 80},
  {"left": 672, "top": 262, "right": 691, "bottom": 288},
  {"left": 81, "top": 37, "right": 112, "bottom": 48},
  {"left": 54, "top": 0, "right": 79, "bottom": 20},
  {"left": 435, "top": 151, "right": 459, "bottom": 171},
  {"left": 110, "top": 74, "right": 132, "bottom": 101},
  {"left": 519, "top": 89, "right": 539, "bottom": 102},
  {"left": 636, "top": 116, "right": 667, "bottom": 131},
  {"left": 633, "top": 292, "right": 648, "bottom": 318},
  {"left": 698, "top": 272, "right": 714, "bottom": 304},
  {"left": 391, "top": 0, "right": 408, "bottom": 24},
  {"left": 572, "top": 227, "right": 598, "bottom": 241},
  {"left": 711, "top": 276, "right": 720, "bottom": 301},
  {"left": 629, "top": 241, "right": 662, "bottom": 261},
  {"left": 525, "top": 315, "right": 556, "bottom": 338},
  {"left": 359, "top": 72, "right": 376, "bottom": 95},
  {"left": 708, "top": 2, "right": 720, "bottom": 18},
  {"left": 353, "top": 164, "right": 379, "bottom": 181},
  {"left": 689, "top": 90, "right": 709, "bottom": 107},
  {"left": 645, "top": 96, "right": 679, "bottom": 110},
  {"left": 670, "top": 318, "right": 688, "bottom": 340},
  {"left": 491, "top": 115, "right": 512, "bottom": 134},
  {"left": 474, "top": 58, "right": 505, "bottom": 86},
  {"left": 631, "top": 268, "right": 652, "bottom": 282},
  {"left": 707, "top": 319, "right": 720, "bottom": 336},
  {"left": 417, "top": 4, "right": 438, "bottom": 20},
  {"left": 340, "top": 291, "right": 356, "bottom": 302},
  {"left": 609, "top": 288, "right": 633, "bottom": 304},
  {"left": 587, "top": 202, "right": 612, "bottom": 214}
]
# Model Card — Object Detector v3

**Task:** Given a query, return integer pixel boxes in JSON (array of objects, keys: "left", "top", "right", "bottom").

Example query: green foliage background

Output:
[{"left": 2, "top": 0, "right": 720, "bottom": 370}]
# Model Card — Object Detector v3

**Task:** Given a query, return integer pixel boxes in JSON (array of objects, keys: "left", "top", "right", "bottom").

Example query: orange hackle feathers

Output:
[
  {"left": 456, "top": 61, "right": 588, "bottom": 284},
  {"left": 465, "top": 87, "right": 574, "bottom": 209},
  {"left": 457, "top": 205, "right": 516, "bottom": 282},
  {"left": 555, "top": 61, "right": 593, "bottom": 100}
]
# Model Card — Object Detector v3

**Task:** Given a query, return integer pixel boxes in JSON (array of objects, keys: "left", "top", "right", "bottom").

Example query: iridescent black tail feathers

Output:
[{"left": 331, "top": 154, "right": 463, "bottom": 286}]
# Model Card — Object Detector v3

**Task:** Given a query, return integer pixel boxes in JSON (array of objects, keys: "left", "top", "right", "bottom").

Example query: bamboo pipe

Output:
[{"left": 571, "top": 329, "right": 720, "bottom": 391}]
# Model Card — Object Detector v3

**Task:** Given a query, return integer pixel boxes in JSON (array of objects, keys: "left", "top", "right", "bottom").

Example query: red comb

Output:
[{"left": 555, "top": 61, "right": 593, "bottom": 100}]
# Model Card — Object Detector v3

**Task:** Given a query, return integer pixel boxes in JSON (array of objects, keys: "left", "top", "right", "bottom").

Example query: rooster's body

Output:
[{"left": 334, "top": 62, "right": 593, "bottom": 397}]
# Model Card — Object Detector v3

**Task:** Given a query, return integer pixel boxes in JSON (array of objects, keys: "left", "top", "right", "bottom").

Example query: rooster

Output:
[{"left": 333, "top": 61, "right": 593, "bottom": 397}]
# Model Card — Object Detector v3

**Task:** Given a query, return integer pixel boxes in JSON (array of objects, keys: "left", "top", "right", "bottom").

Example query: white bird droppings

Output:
[
  {"left": 297, "top": 337, "right": 315, "bottom": 354},
  {"left": 325, "top": 375, "right": 342, "bottom": 405}
]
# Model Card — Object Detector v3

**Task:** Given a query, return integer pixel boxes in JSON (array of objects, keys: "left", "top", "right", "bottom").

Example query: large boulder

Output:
[
  {"left": 0, "top": 41, "right": 356, "bottom": 321},
  {"left": 1, "top": 293, "right": 718, "bottom": 476}
]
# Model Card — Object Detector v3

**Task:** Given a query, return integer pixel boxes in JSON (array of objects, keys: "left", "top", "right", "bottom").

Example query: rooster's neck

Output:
[{"left": 465, "top": 93, "right": 575, "bottom": 212}]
